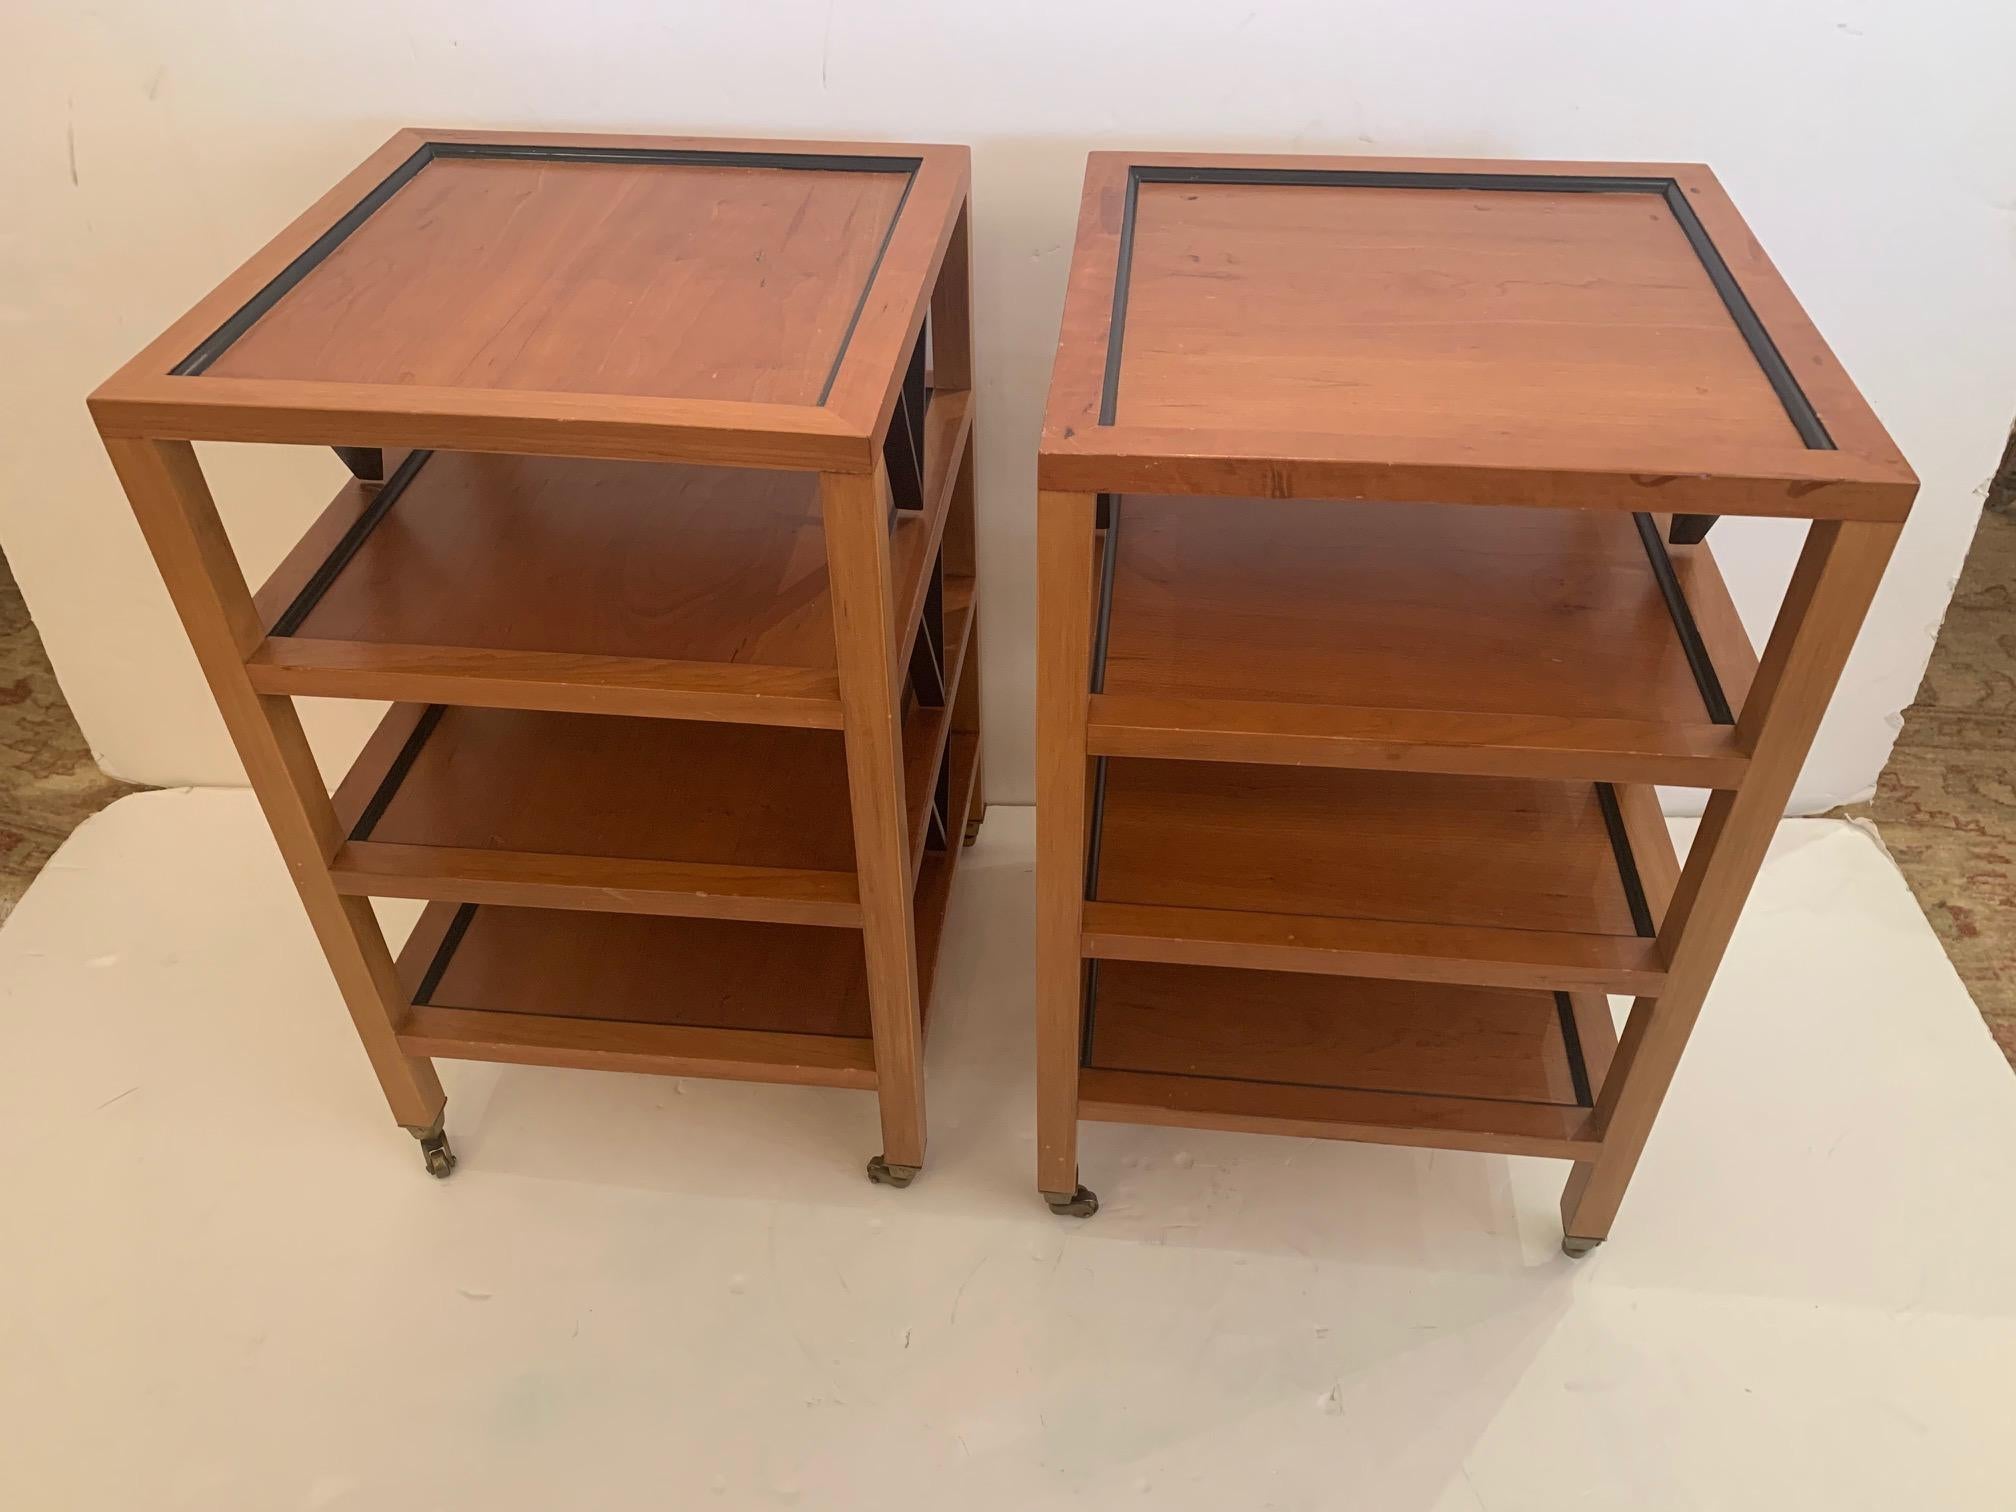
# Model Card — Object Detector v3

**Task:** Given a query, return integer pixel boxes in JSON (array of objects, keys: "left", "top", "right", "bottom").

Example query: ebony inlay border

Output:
[
  {"left": 1554, "top": 991, "right": 1597, "bottom": 1108},
  {"left": 171, "top": 141, "right": 923, "bottom": 404},
  {"left": 1633, "top": 511, "right": 1737, "bottom": 725},
  {"left": 1078, "top": 495, "right": 1126, "bottom": 1065},
  {"left": 1595, "top": 782, "right": 1658, "bottom": 940},
  {"left": 1097, "top": 164, "right": 1836, "bottom": 455},
  {"left": 412, "top": 902, "right": 478, "bottom": 1006},
  {"left": 347, "top": 704, "right": 446, "bottom": 843},
  {"left": 270, "top": 448, "right": 433, "bottom": 637}
]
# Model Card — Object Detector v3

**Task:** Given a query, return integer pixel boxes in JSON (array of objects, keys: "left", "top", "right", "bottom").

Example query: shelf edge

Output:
[
  {"left": 333, "top": 840, "right": 863, "bottom": 928},
  {"left": 1078, "top": 1068, "right": 1600, "bottom": 1160},
  {"left": 1089, "top": 692, "right": 1749, "bottom": 788},
  {"left": 1081, "top": 900, "right": 1667, "bottom": 994},
  {"left": 250, "top": 637, "right": 845, "bottom": 727},
  {"left": 398, "top": 1005, "right": 878, "bottom": 1089}
]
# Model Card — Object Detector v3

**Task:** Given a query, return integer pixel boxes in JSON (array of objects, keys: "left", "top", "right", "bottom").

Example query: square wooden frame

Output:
[
  {"left": 93, "top": 129, "right": 982, "bottom": 1182},
  {"left": 1034, "top": 150, "right": 1914, "bottom": 1246},
  {"left": 1041, "top": 152, "right": 1916, "bottom": 521},
  {"left": 92, "top": 128, "right": 972, "bottom": 473}
]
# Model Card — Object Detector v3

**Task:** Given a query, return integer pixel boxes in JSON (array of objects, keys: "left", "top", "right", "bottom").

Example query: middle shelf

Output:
[
  {"left": 247, "top": 387, "right": 973, "bottom": 727},
  {"left": 1082, "top": 758, "right": 1679, "bottom": 995},
  {"left": 366, "top": 703, "right": 984, "bottom": 1090},
  {"left": 327, "top": 579, "right": 973, "bottom": 929}
]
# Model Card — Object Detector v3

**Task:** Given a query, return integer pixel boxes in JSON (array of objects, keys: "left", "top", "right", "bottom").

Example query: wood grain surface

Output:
[
  {"left": 91, "top": 130, "right": 971, "bottom": 469},
  {"left": 414, "top": 904, "right": 873, "bottom": 1037},
  {"left": 1101, "top": 495, "right": 1741, "bottom": 726},
  {"left": 1040, "top": 152, "right": 1917, "bottom": 518},
  {"left": 1087, "top": 961, "right": 1584, "bottom": 1105},
  {"left": 1115, "top": 182, "right": 1795, "bottom": 450},
  {"left": 1094, "top": 759, "right": 1643, "bottom": 938}
]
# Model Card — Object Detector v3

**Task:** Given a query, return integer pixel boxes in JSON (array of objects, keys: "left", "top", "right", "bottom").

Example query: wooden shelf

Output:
[
  {"left": 326, "top": 589, "right": 976, "bottom": 925},
  {"left": 387, "top": 717, "right": 980, "bottom": 1088},
  {"left": 93, "top": 131, "right": 977, "bottom": 468},
  {"left": 1090, "top": 496, "right": 1756, "bottom": 785},
  {"left": 248, "top": 387, "right": 972, "bottom": 727},
  {"left": 394, "top": 902, "right": 880, "bottom": 1089},
  {"left": 1079, "top": 963, "right": 1615, "bottom": 1159},
  {"left": 1040, "top": 154, "right": 1915, "bottom": 519},
  {"left": 1085, "top": 758, "right": 1675, "bottom": 994}
]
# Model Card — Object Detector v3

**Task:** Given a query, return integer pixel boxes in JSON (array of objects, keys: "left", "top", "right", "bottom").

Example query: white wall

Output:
[{"left": 5, "top": 0, "right": 2013, "bottom": 809}]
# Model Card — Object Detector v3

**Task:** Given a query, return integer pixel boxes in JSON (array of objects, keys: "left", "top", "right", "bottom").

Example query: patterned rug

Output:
[
  {"left": 0, "top": 547, "right": 142, "bottom": 924},
  {"left": 1864, "top": 503, "right": 2016, "bottom": 1067}
]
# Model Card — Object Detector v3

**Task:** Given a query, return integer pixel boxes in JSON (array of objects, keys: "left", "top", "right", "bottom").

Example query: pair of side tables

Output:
[{"left": 90, "top": 131, "right": 1914, "bottom": 1252}]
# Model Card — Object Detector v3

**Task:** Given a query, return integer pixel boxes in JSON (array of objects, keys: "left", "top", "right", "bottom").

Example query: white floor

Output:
[{"left": 4, "top": 794, "right": 2015, "bottom": 1509}]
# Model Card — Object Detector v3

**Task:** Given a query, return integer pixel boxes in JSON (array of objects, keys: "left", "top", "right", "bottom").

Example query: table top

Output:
[
  {"left": 91, "top": 130, "right": 970, "bottom": 470},
  {"left": 1040, "top": 152, "right": 1914, "bottom": 520}
]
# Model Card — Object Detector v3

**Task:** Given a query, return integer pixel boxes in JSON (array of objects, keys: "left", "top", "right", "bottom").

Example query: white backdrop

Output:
[{"left": 5, "top": 1, "right": 2013, "bottom": 809}]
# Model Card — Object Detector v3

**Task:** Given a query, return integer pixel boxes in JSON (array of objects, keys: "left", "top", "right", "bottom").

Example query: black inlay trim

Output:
[
  {"left": 270, "top": 448, "right": 434, "bottom": 637},
  {"left": 1099, "top": 166, "right": 1834, "bottom": 453},
  {"left": 1595, "top": 782, "right": 1657, "bottom": 940},
  {"left": 172, "top": 141, "right": 920, "bottom": 404},
  {"left": 430, "top": 143, "right": 920, "bottom": 173},
  {"left": 1076, "top": 1055, "right": 1594, "bottom": 1111},
  {"left": 1654, "top": 180, "right": 1832, "bottom": 451},
  {"left": 413, "top": 902, "right": 478, "bottom": 1007},
  {"left": 1083, "top": 758, "right": 1112, "bottom": 907},
  {"left": 348, "top": 704, "right": 446, "bottom": 842},
  {"left": 1079, "top": 961, "right": 1101, "bottom": 1069},
  {"left": 172, "top": 145, "right": 436, "bottom": 376},
  {"left": 1078, "top": 498, "right": 1126, "bottom": 1067},
  {"left": 883, "top": 319, "right": 930, "bottom": 515},
  {"left": 1083, "top": 497, "right": 1123, "bottom": 894},
  {"left": 819, "top": 167, "right": 918, "bottom": 405},
  {"left": 927, "top": 750, "right": 952, "bottom": 852},
  {"left": 1089, "top": 496, "right": 1123, "bottom": 698},
  {"left": 1633, "top": 510, "right": 1735, "bottom": 725},
  {"left": 1555, "top": 990, "right": 1595, "bottom": 1108},
  {"left": 908, "top": 554, "right": 947, "bottom": 708}
]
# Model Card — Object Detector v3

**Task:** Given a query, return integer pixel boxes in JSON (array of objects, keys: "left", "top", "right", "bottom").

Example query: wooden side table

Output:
[
  {"left": 1035, "top": 152, "right": 1915, "bottom": 1244},
  {"left": 91, "top": 130, "right": 981, "bottom": 1186}
]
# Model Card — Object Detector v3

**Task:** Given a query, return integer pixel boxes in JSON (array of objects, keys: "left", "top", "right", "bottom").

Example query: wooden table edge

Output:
[
  {"left": 89, "top": 128, "right": 974, "bottom": 469},
  {"left": 1041, "top": 151, "right": 1918, "bottom": 519}
]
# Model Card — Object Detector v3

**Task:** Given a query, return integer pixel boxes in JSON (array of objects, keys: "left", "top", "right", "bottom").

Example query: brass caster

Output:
[
  {"left": 406, "top": 1112, "right": 456, "bottom": 1178},
  {"left": 1561, "top": 1234, "right": 1603, "bottom": 1258},
  {"left": 419, "top": 1129, "right": 457, "bottom": 1178},
  {"left": 1043, "top": 1184, "right": 1099, "bottom": 1218},
  {"left": 866, "top": 1155, "right": 920, "bottom": 1188}
]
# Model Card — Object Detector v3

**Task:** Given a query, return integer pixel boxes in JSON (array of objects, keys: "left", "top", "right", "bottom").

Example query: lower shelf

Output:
[
  {"left": 394, "top": 903, "right": 880, "bottom": 1089},
  {"left": 387, "top": 733, "right": 983, "bottom": 1090},
  {"left": 328, "top": 591, "right": 976, "bottom": 927},
  {"left": 1078, "top": 960, "right": 1615, "bottom": 1160}
]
